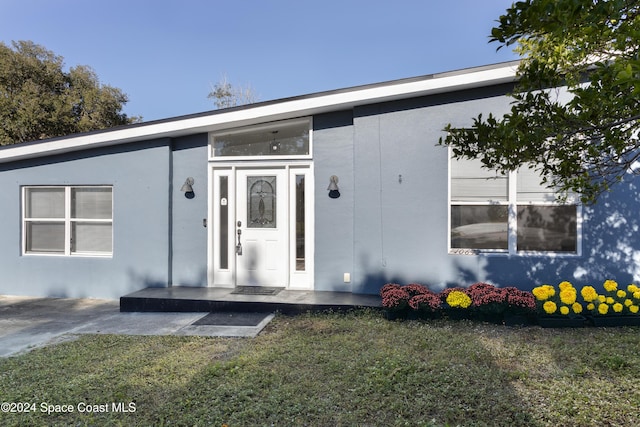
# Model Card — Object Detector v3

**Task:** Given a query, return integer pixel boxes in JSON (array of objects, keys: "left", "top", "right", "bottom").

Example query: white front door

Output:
[{"left": 235, "top": 168, "right": 288, "bottom": 286}]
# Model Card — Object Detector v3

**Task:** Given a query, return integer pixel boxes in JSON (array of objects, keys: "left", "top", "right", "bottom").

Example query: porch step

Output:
[{"left": 120, "top": 286, "right": 382, "bottom": 315}]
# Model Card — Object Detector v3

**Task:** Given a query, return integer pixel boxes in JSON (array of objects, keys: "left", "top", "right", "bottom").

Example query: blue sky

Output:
[{"left": 2, "top": 0, "right": 518, "bottom": 122}]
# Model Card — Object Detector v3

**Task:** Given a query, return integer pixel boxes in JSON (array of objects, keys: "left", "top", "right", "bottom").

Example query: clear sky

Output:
[{"left": 2, "top": 0, "right": 519, "bottom": 122}]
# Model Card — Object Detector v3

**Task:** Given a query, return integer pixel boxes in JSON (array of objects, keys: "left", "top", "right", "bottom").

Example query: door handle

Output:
[{"left": 236, "top": 221, "right": 243, "bottom": 255}]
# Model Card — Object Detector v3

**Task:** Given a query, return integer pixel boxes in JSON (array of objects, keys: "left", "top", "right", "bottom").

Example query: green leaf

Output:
[{"left": 444, "top": 0, "right": 640, "bottom": 204}]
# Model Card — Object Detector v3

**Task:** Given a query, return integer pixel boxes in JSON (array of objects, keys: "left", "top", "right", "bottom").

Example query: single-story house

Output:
[{"left": 1, "top": 60, "right": 637, "bottom": 300}]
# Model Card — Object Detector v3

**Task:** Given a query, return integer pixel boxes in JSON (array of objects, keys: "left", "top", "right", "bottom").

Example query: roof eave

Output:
[{"left": 0, "top": 61, "right": 518, "bottom": 163}]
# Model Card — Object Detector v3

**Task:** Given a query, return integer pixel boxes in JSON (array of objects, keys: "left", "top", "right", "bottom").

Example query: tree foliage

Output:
[
  {"left": 207, "top": 75, "right": 258, "bottom": 109},
  {"left": 0, "top": 41, "right": 137, "bottom": 145},
  {"left": 440, "top": 0, "right": 640, "bottom": 204}
]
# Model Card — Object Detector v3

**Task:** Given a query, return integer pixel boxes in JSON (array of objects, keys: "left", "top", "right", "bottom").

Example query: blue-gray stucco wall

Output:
[
  {"left": 169, "top": 134, "right": 208, "bottom": 287},
  {"left": 313, "top": 84, "right": 640, "bottom": 294},
  {"left": 0, "top": 135, "right": 209, "bottom": 299},
  {"left": 313, "top": 111, "right": 355, "bottom": 292},
  {"left": 0, "top": 140, "right": 172, "bottom": 298},
  {"left": 313, "top": 85, "right": 517, "bottom": 293}
]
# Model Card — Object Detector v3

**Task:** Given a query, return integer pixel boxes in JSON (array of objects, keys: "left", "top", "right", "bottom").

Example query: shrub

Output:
[
  {"left": 532, "top": 281, "right": 583, "bottom": 317},
  {"left": 503, "top": 287, "right": 536, "bottom": 314},
  {"left": 408, "top": 291, "right": 441, "bottom": 314},
  {"left": 468, "top": 282, "right": 504, "bottom": 306},
  {"left": 380, "top": 284, "right": 410, "bottom": 312},
  {"left": 403, "top": 283, "right": 431, "bottom": 297},
  {"left": 381, "top": 279, "right": 640, "bottom": 325},
  {"left": 587, "top": 280, "right": 640, "bottom": 316},
  {"left": 444, "top": 290, "right": 472, "bottom": 309}
]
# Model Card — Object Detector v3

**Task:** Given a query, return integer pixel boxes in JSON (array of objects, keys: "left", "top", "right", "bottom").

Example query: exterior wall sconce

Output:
[
  {"left": 328, "top": 175, "right": 340, "bottom": 198},
  {"left": 180, "top": 177, "right": 195, "bottom": 199}
]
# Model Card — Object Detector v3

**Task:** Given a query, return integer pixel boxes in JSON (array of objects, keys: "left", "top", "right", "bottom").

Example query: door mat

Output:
[
  {"left": 231, "top": 286, "right": 283, "bottom": 296},
  {"left": 192, "top": 312, "right": 271, "bottom": 327}
]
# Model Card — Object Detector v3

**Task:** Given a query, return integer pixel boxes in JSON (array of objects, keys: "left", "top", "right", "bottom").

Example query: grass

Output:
[{"left": 1, "top": 309, "right": 640, "bottom": 426}]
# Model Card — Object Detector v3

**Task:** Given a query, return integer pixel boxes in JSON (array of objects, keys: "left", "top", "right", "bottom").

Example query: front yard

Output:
[{"left": 1, "top": 309, "right": 639, "bottom": 426}]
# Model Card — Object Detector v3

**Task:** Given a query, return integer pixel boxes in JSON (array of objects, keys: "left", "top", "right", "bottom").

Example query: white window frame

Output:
[
  {"left": 448, "top": 155, "right": 581, "bottom": 256},
  {"left": 22, "top": 185, "right": 113, "bottom": 257},
  {"left": 288, "top": 165, "right": 315, "bottom": 289},
  {"left": 208, "top": 117, "right": 313, "bottom": 161}
]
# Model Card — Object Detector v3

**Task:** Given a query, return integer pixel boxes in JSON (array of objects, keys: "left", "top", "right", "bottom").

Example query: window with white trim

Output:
[
  {"left": 23, "top": 186, "right": 113, "bottom": 256},
  {"left": 209, "top": 118, "right": 311, "bottom": 160},
  {"left": 450, "top": 157, "right": 578, "bottom": 254}
]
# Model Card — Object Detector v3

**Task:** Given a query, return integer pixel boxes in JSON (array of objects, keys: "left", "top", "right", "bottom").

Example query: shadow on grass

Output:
[
  {"left": 490, "top": 326, "right": 640, "bottom": 426},
  {"left": 5, "top": 311, "right": 639, "bottom": 426},
  {"left": 155, "top": 312, "right": 544, "bottom": 426},
  {"left": 0, "top": 334, "right": 245, "bottom": 426}
]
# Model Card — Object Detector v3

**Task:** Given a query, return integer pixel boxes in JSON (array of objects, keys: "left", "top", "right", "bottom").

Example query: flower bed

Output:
[
  {"left": 381, "top": 279, "right": 640, "bottom": 327},
  {"left": 532, "top": 280, "right": 640, "bottom": 327},
  {"left": 582, "top": 280, "right": 640, "bottom": 326},
  {"left": 531, "top": 281, "right": 587, "bottom": 327},
  {"left": 380, "top": 282, "right": 536, "bottom": 324}
]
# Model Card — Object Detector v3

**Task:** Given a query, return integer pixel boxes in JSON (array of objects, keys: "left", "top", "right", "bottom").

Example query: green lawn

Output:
[{"left": 1, "top": 309, "right": 640, "bottom": 426}]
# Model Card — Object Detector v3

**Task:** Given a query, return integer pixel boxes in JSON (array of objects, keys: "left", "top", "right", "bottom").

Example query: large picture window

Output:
[
  {"left": 23, "top": 186, "right": 113, "bottom": 256},
  {"left": 450, "top": 158, "right": 578, "bottom": 254}
]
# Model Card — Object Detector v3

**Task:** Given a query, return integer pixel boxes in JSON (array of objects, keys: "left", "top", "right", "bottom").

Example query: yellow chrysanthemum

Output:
[
  {"left": 628, "top": 284, "right": 639, "bottom": 293},
  {"left": 543, "top": 301, "right": 557, "bottom": 315},
  {"left": 598, "top": 295, "right": 606, "bottom": 303},
  {"left": 446, "top": 290, "right": 472, "bottom": 309},
  {"left": 532, "top": 286, "right": 550, "bottom": 301},
  {"left": 587, "top": 303, "right": 595, "bottom": 311},
  {"left": 598, "top": 303, "right": 609, "bottom": 315},
  {"left": 630, "top": 305, "right": 639, "bottom": 314},
  {"left": 559, "top": 281, "right": 573, "bottom": 291},
  {"left": 625, "top": 299, "right": 633, "bottom": 307},
  {"left": 572, "top": 303, "right": 583, "bottom": 314},
  {"left": 606, "top": 297, "right": 615, "bottom": 304},
  {"left": 604, "top": 280, "right": 618, "bottom": 292},
  {"left": 580, "top": 286, "right": 598, "bottom": 302},
  {"left": 560, "top": 288, "right": 577, "bottom": 305},
  {"left": 617, "top": 290, "right": 627, "bottom": 298},
  {"left": 613, "top": 303, "right": 624, "bottom": 313},
  {"left": 560, "top": 306, "right": 570, "bottom": 315},
  {"left": 634, "top": 291, "right": 640, "bottom": 300}
]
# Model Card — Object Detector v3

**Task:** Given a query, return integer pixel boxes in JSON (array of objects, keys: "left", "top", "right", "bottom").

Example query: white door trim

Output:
[{"left": 208, "top": 162, "right": 314, "bottom": 290}]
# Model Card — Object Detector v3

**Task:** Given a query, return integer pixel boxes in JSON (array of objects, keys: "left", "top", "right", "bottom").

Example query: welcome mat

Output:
[
  {"left": 192, "top": 312, "right": 271, "bottom": 327},
  {"left": 231, "top": 286, "right": 283, "bottom": 296}
]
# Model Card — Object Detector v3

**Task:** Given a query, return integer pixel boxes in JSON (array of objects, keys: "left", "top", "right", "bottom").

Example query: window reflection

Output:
[
  {"left": 213, "top": 121, "right": 309, "bottom": 157},
  {"left": 248, "top": 176, "right": 276, "bottom": 228},
  {"left": 517, "top": 205, "right": 577, "bottom": 252},
  {"left": 451, "top": 205, "right": 509, "bottom": 250},
  {"left": 296, "top": 175, "right": 305, "bottom": 271}
]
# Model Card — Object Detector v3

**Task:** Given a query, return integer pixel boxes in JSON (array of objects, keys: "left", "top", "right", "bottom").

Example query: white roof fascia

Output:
[{"left": 0, "top": 62, "right": 518, "bottom": 163}]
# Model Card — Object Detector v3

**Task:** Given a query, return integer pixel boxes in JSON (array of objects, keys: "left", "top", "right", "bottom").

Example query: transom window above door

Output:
[{"left": 209, "top": 118, "right": 311, "bottom": 159}]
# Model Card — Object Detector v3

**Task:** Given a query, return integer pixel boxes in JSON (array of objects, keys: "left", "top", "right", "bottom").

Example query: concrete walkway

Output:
[{"left": 0, "top": 296, "right": 274, "bottom": 358}]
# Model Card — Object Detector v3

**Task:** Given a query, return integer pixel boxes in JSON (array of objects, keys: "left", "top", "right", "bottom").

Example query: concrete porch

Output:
[{"left": 120, "top": 286, "right": 382, "bottom": 314}]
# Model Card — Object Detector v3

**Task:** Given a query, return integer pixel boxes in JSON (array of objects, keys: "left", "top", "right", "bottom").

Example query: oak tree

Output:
[{"left": 0, "top": 41, "right": 137, "bottom": 145}]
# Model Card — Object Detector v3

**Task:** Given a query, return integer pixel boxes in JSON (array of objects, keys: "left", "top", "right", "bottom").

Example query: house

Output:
[{"left": 1, "top": 60, "right": 637, "bottom": 300}]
